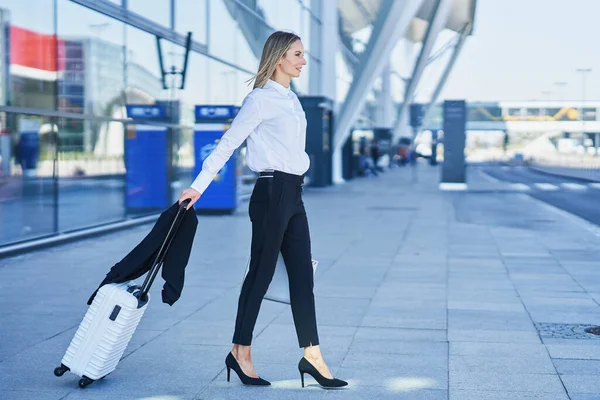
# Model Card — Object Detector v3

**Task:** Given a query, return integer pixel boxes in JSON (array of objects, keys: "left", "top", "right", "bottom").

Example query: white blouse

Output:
[{"left": 190, "top": 79, "right": 310, "bottom": 194}]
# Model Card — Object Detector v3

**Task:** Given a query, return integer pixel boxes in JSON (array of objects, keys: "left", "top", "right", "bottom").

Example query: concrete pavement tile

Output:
[
  {"left": 568, "top": 394, "right": 600, "bottom": 400},
  {"left": 447, "top": 290, "right": 519, "bottom": 302},
  {"left": 450, "top": 354, "right": 556, "bottom": 374},
  {"left": 449, "top": 390, "right": 569, "bottom": 399},
  {"left": 159, "top": 320, "right": 235, "bottom": 346},
  {"left": 561, "top": 375, "right": 600, "bottom": 394},
  {"left": 314, "top": 284, "right": 377, "bottom": 299},
  {"left": 448, "top": 329, "right": 541, "bottom": 343},
  {"left": 82, "top": 359, "right": 213, "bottom": 396},
  {"left": 554, "top": 359, "right": 600, "bottom": 375},
  {"left": 64, "top": 393, "right": 196, "bottom": 400},
  {"left": 447, "top": 301, "right": 525, "bottom": 312},
  {"left": 348, "top": 338, "right": 448, "bottom": 357},
  {"left": 448, "top": 280, "right": 516, "bottom": 291},
  {"left": 449, "top": 371, "right": 564, "bottom": 392},
  {"left": 448, "top": 310, "right": 535, "bottom": 331},
  {"left": 324, "top": 387, "right": 448, "bottom": 400},
  {"left": 0, "top": 391, "right": 73, "bottom": 400},
  {"left": 334, "top": 366, "right": 447, "bottom": 390},
  {"left": 547, "top": 344, "right": 600, "bottom": 360},
  {"left": 194, "top": 380, "right": 329, "bottom": 400},
  {"left": 272, "top": 299, "right": 369, "bottom": 327},
  {"left": 361, "top": 315, "right": 447, "bottom": 330},
  {"left": 354, "top": 327, "right": 446, "bottom": 342},
  {"left": 529, "top": 312, "right": 600, "bottom": 324},
  {"left": 363, "top": 311, "right": 447, "bottom": 325},
  {"left": 447, "top": 258, "right": 505, "bottom": 268},
  {"left": 341, "top": 351, "right": 447, "bottom": 371},
  {"left": 521, "top": 296, "right": 599, "bottom": 307},
  {"left": 542, "top": 339, "right": 600, "bottom": 346},
  {"left": 449, "top": 342, "right": 549, "bottom": 358}
]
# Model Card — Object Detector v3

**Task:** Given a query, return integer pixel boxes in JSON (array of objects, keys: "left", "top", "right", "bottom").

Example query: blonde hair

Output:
[{"left": 247, "top": 31, "right": 301, "bottom": 89}]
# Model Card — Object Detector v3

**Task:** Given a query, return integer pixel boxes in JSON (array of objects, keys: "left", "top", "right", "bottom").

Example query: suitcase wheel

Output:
[
  {"left": 78, "top": 376, "right": 94, "bottom": 389},
  {"left": 53, "top": 364, "right": 69, "bottom": 377}
]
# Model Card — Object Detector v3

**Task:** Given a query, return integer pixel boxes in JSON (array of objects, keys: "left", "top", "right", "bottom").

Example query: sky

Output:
[{"left": 440, "top": 0, "right": 600, "bottom": 102}]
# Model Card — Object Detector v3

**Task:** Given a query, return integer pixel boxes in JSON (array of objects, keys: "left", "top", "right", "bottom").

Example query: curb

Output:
[{"left": 0, "top": 215, "right": 159, "bottom": 260}]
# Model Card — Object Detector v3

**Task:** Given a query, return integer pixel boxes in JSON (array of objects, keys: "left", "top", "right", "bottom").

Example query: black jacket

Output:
[{"left": 88, "top": 202, "right": 198, "bottom": 306}]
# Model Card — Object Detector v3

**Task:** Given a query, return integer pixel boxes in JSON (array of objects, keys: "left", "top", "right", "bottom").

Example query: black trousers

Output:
[{"left": 232, "top": 170, "right": 319, "bottom": 347}]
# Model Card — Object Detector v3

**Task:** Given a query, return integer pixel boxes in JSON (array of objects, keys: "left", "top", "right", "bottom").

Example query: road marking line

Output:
[
  {"left": 511, "top": 183, "right": 530, "bottom": 191},
  {"left": 534, "top": 183, "right": 559, "bottom": 191},
  {"left": 561, "top": 183, "right": 588, "bottom": 191}
]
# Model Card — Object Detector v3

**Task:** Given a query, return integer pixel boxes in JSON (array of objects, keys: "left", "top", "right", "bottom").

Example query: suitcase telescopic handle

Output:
[{"left": 138, "top": 198, "right": 192, "bottom": 300}]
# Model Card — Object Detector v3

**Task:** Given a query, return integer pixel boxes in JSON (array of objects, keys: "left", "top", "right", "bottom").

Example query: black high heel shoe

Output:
[
  {"left": 225, "top": 352, "right": 271, "bottom": 386},
  {"left": 298, "top": 357, "right": 348, "bottom": 388}
]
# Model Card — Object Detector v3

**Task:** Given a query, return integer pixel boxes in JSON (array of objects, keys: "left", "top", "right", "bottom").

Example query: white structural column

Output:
[
  {"left": 332, "top": 0, "right": 423, "bottom": 183},
  {"left": 421, "top": 27, "right": 469, "bottom": 125},
  {"left": 393, "top": 0, "right": 453, "bottom": 141},
  {"left": 375, "top": 60, "right": 393, "bottom": 128},
  {"left": 310, "top": 0, "right": 337, "bottom": 99}
]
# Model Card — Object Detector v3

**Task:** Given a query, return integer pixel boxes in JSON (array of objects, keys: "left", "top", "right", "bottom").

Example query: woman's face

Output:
[{"left": 278, "top": 40, "right": 307, "bottom": 78}]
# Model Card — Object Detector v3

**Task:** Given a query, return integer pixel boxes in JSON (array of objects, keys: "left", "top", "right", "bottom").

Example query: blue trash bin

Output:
[{"left": 193, "top": 105, "right": 240, "bottom": 214}]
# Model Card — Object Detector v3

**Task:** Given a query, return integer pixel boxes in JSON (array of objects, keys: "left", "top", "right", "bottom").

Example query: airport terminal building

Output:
[{"left": 0, "top": 0, "right": 476, "bottom": 250}]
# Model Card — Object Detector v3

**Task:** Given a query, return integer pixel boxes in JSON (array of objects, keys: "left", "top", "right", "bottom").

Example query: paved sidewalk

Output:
[{"left": 2, "top": 164, "right": 600, "bottom": 399}]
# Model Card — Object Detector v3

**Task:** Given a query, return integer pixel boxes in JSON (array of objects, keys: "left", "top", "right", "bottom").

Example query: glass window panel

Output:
[
  {"left": 258, "top": 0, "right": 302, "bottom": 34},
  {"left": 506, "top": 108, "right": 522, "bottom": 119},
  {"left": 336, "top": 51, "right": 352, "bottom": 104},
  {"left": 294, "top": 53, "right": 310, "bottom": 95},
  {"left": 204, "top": 55, "right": 253, "bottom": 104},
  {"left": 57, "top": 0, "right": 125, "bottom": 119},
  {"left": 583, "top": 107, "right": 597, "bottom": 121},
  {"left": 0, "top": 112, "right": 58, "bottom": 245},
  {"left": 125, "top": 25, "right": 168, "bottom": 105},
  {"left": 208, "top": 0, "right": 259, "bottom": 70},
  {"left": 0, "top": 0, "right": 56, "bottom": 109},
  {"left": 525, "top": 108, "right": 541, "bottom": 118},
  {"left": 57, "top": 115, "right": 126, "bottom": 231},
  {"left": 469, "top": 105, "right": 502, "bottom": 122},
  {"left": 301, "top": 10, "right": 313, "bottom": 58},
  {"left": 176, "top": 0, "right": 207, "bottom": 44},
  {"left": 128, "top": 0, "right": 171, "bottom": 27},
  {"left": 545, "top": 107, "right": 562, "bottom": 120}
]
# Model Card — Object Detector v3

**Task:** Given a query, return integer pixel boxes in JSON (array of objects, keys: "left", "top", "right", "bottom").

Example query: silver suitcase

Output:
[{"left": 53, "top": 200, "right": 190, "bottom": 388}]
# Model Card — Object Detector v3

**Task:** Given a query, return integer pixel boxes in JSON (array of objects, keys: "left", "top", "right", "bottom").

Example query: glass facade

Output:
[
  {"left": 0, "top": 0, "right": 324, "bottom": 247},
  {"left": 0, "top": 0, "right": 465, "bottom": 249}
]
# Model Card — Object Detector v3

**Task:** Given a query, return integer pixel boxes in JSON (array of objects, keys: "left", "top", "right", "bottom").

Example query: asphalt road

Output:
[{"left": 482, "top": 165, "right": 600, "bottom": 227}]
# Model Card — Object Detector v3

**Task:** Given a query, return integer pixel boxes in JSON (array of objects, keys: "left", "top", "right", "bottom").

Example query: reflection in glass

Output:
[
  {"left": 0, "top": 112, "right": 58, "bottom": 246},
  {"left": 125, "top": 25, "right": 165, "bottom": 105},
  {"left": 128, "top": 0, "right": 170, "bottom": 27},
  {"left": 175, "top": 0, "right": 208, "bottom": 44},
  {"left": 57, "top": 0, "right": 125, "bottom": 121},
  {"left": 209, "top": 0, "right": 259, "bottom": 70},
  {"left": 57, "top": 117, "right": 126, "bottom": 232},
  {"left": 468, "top": 105, "right": 502, "bottom": 122},
  {"left": 0, "top": 0, "right": 57, "bottom": 109}
]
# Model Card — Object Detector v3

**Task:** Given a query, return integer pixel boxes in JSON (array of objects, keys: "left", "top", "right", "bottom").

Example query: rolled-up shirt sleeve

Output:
[{"left": 190, "top": 95, "right": 262, "bottom": 194}]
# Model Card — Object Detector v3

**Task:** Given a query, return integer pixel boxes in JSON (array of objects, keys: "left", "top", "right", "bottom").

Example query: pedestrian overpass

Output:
[{"left": 423, "top": 101, "right": 600, "bottom": 134}]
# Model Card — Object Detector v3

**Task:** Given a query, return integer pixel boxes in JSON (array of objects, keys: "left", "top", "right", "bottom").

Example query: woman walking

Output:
[{"left": 178, "top": 31, "right": 347, "bottom": 389}]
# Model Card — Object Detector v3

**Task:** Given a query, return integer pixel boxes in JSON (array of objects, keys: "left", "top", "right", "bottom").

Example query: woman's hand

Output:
[{"left": 178, "top": 188, "right": 201, "bottom": 209}]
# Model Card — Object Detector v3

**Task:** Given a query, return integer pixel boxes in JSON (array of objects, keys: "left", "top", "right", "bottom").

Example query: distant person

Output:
[
  {"left": 370, "top": 140, "right": 381, "bottom": 170},
  {"left": 177, "top": 31, "right": 347, "bottom": 389},
  {"left": 359, "top": 146, "right": 379, "bottom": 176}
]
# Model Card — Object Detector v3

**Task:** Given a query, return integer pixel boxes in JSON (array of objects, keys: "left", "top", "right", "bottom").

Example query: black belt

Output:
[{"left": 258, "top": 170, "right": 304, "bottom": 186}]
